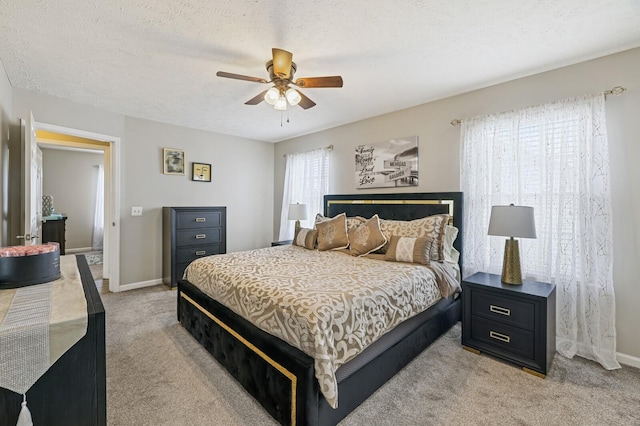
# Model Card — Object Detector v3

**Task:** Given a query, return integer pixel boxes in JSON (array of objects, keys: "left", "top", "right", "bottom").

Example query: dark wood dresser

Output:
[
  {"left": 0, "top": 255, "right": 106, "bottom": 426},
  {"left": 42, "top": 216, "right": 67, "bottom": 254},
  {"left": 162, "top": 207, "right": 226, "bottom": 288},
  {"left": 461, "top": 272, "right": 556, "bottom": 377}
]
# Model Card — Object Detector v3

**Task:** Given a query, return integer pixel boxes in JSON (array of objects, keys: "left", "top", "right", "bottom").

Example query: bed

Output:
[{"left": 177, "top": 192, "right": 463, "bottom": 425}]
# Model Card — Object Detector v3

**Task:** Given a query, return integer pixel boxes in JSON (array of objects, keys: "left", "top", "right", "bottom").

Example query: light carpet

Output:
[{"left": 104, "top": 285, "right": 640, "bottom": 425}]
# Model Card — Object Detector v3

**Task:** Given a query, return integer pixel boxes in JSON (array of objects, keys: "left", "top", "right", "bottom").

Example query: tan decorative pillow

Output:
[
  {"left": 384, "top": 236, "right": 433, "bottom": 265},
  {"left": 348, "top": 214, "right": 387, "bottom": 257},
  {"left": 316, "top": 213, "right": 365, "bottom": 233},
  {"left": 315, "top": 213, "right": 349, "bottom": 251},
  {"left": 379, "top": 214, "right": 449, "bottom": 261},
  {"left": 293, "top": 227, "right": 318, "bottom": 250}
]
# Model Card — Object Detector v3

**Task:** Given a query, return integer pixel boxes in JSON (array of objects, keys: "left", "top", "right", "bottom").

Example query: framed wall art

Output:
[
  {"left": 355, "top": 136, "right": 418, "bottom": 189},
  {"left": 163, "top": 148, "right": 185, "bottom": 175},
  {"left": 192, "top": 162, "right": 211, "bottom": 182}
]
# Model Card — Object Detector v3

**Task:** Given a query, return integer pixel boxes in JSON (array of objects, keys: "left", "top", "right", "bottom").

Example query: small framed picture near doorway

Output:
[
  {"left": 163, "top": 148, "right": 185, "bottom": 175},
  {"left": 192, "top": 162, "right": 212, "bottom": 182}
]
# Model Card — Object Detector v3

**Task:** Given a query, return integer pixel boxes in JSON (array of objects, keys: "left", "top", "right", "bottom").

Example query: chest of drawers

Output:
[
  {"left": 461, "top": 272, "right": 556, "bottom": 377},
  {"left": 162, "top": 207, "right": 226, "bottom": 288}
]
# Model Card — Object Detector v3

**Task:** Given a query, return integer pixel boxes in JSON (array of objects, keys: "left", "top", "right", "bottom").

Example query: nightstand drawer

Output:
[
  {"left": 176, "top": 227, "right": 222, "bottom": 246},
  {"left": 471, "top": 290, "right": 535, "bottom": 330},
  {"left": 471, "top": 316, "right": 534, "bottom": 359},
  {"left": 176, "top": 244, "right": 222, "bottom": 264},
  {"left": 176, "top": 210, "right": 222, "bottom": 229}
]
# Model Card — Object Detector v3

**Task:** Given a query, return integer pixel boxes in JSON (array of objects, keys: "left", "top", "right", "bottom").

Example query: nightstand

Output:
[
  {"left": 271, "top": 240, "right": 293, "bottom": 246},
  {"left": 461, "top": 272, "right": 556, "bottom": 377}
]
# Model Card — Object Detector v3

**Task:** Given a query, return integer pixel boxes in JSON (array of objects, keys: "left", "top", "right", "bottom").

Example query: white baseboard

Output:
[
  {"left": 617, "top": 352, "right": 640, "bottom": 369},
  {"left": 116, "top": 278, "right": 163, "bottom": 292},
  {"left": 66, "top": 247, "right": 93, "bottom": 254}
]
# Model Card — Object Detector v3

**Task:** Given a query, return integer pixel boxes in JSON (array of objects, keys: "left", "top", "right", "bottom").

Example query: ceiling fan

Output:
[{"left": 216, "top": 48, "right": 343, "bottom": 110}]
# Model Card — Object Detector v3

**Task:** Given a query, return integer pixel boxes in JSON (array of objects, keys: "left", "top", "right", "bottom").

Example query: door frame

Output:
[{"left": 35, "top": 121, "right": 122, "bottom": 292}]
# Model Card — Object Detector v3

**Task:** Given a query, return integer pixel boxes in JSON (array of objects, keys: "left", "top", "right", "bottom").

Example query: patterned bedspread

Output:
[{"left": 184, "top": 245, "right": 458, "bottom": 408}]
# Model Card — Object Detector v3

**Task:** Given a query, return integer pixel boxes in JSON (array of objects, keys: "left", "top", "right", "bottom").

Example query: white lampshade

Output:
[
  {"left": 274, "top": 95, "right": 288, "bottom": 111},
  {"left": 264, "top": 87, "right": 280, "bottom": 105},
  {"left": 288, "top": 203, "right": 308, "bottom": 221},
  {"left": 285, "top": 88, "right": 301, "bottom": 106},
  {"left": 488, "top": 205, "right": 536, "bottom": 239}
]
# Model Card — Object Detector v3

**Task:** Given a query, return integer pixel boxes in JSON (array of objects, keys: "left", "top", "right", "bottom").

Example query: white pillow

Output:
[{"left": 443, "top": 225, "right": 459, "bottom": 263}]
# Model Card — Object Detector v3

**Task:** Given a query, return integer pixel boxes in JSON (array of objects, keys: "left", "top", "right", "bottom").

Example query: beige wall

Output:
[
  {"left": 121, "top": 116, "right": 274, "bottom": 284},
  {"left": 12, "top": 89, "right": 274, "bottom": 286},
  {"left": 0, "top": 59, "right": 12, "bottom": 245},
  {"left": 274, "top": 48, "right": 640, "bottom": 360},
  {"left": 41, "top": 148, "right": 104, "bottom": 250}
]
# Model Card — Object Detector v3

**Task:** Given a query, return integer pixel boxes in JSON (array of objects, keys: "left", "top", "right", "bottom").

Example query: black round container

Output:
[{"left": 0, "top": 250, "right": 61, "bottom": 289}]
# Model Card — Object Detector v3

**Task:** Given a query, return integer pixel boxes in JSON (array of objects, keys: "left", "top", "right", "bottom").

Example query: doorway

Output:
[{"left": 34, "top": 123, "right": 121, "bottom": 292}]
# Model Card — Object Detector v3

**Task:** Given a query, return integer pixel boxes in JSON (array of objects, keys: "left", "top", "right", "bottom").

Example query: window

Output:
[
  {"left": 460, "top": 94, "right": 619, "bottom": 369},
  {"left": 278, "top": 147, "right": 331, "bottom": 241}
]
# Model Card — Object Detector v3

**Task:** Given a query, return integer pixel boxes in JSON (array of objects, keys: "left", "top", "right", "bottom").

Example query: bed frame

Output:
[{"left": 177, "top": 192, "right": 463, "bottom": 425}]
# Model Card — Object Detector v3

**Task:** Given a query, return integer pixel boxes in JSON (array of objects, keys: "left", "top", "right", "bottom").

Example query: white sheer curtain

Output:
[
  {"left": 460, "top": 94, "right": 620, "bottom": 370},
  {"left": 91, "top": 165, "right": 104, "bottom": 251},
  {"left": 278, "top": 147, "right": 331, "bottom": 241}
]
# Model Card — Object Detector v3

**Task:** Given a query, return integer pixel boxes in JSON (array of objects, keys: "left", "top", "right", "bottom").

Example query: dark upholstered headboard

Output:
[{"left": 324, "top": 192, "right": 463, "bottom": 269}]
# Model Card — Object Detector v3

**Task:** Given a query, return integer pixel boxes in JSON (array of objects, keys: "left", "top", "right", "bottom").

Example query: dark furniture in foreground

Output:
[
  {"left": 178, "top": 192, "right": 463, "bottom": 425},
  {"left": 461, "top": 272, "right": 556, "bottom": 377},
  {"left": 0, "top": 255, "right": 106, "bottom": 425},
  {"left": 163, "top": 206, "right": 226, "bottom": 288},
  {"left": 42, "top": 216, "right": 67, "bottom": 254}
]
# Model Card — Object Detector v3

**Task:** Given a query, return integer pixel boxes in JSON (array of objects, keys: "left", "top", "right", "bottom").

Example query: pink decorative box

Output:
[{"left": 0, "top": 243, "right": 61, "bottom": 289}]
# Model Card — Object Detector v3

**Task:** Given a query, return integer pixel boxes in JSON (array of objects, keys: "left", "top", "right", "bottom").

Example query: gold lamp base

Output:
[{"left": 501, "top": 238, "right": 523, "bottom": 285}]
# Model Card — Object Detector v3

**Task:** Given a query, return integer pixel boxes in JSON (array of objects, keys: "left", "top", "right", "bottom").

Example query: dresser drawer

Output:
[
  {"left": 176, "top": 210, "right": 222, "bottom": 229},
  {"left": 175, "top": 262, "right": 190, "bottom": 284},
  {"left": 471, "top": 290, "right": 535, "bottom": 330},
  {"left": 470, "top": 316, "right": 535, "bottom": 360},
  {"left": 176, "top": 244, "right": 222, "bottom": 264},
  {"left": 176, "top": 227, "right": 222, "bottom": 246}
]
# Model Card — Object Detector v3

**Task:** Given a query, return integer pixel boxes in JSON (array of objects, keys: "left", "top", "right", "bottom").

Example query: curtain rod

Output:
[
  {"left": 283, "top": 144, "right": 333, "bottom": 157},
  {"left": 450, "top": 85, "right": 627, "bottom": 126}
]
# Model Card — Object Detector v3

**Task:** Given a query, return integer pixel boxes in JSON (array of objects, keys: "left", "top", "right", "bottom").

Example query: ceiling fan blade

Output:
[
  {"left": 245, "top": 90, "right": 268, "bottom": 105},
  {"left": 294, "top": 76, "right": 343, "bottom": 88},
  {"left": 297, "top": 91, "right": 316, "bottom": 109},
  {"left": 272, "top": 48, "right": 293, "bottom": 79},
  {"left": 216, "top": 71, "right": 268, "bottom": 84}
]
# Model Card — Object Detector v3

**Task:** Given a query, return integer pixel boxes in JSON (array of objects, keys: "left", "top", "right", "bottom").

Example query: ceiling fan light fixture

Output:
[
  {"left": 274, "top": 95, "right": 288, "bottom": 111},
  {"left": 285, "top": 88, "right": 301, "bottom": 106},
  {"left": 264, "top": 87, "right": 280, "bottom": 105}
]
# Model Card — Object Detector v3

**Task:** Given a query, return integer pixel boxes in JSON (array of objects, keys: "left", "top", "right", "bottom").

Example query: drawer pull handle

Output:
[
  {"left": 195, "top": 217, "right": 206, "bottom": 222},
  {"left": 490, "top": 305, "right": 511, "bottom": 316},
  {"left": 195, "top": 250, "right": 206, "bottom": 256},
  {"left": 489, "top": 331, "right": 511, "bottom": 343},
  {"left": 195, "top": 234, "right": 206, "bottom": 239}
]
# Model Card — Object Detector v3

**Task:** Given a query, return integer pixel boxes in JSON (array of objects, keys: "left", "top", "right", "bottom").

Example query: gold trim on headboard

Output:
[
  {"left": 181, "top": 292, "right": 297, "bottom": 426},
  {"left": 326, "top": 199, "right": 455, "bottom": 225}
]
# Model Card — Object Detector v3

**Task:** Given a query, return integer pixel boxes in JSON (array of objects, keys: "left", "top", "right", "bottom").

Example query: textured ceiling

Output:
[{"left": 1, "top": 1, "right": 639, "bottom": 143}]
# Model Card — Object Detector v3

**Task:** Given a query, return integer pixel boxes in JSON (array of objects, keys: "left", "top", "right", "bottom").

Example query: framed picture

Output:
[
  {"left": 163, "top": 148, "right": 185, "bottom": 175},
  {"left": 192, "top": 162, "right": 212, "bottom": 182},
  {"left": 355, "top": 136, "right": 418, "bottom": 189}
]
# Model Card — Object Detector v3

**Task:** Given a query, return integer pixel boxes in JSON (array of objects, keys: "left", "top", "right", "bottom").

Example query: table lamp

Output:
[
  {"left": 288, "top": 203, "right": 308, "bottom": 236},
  {"left": 488, "top": 204, "right": 536, "bottom": 284}
]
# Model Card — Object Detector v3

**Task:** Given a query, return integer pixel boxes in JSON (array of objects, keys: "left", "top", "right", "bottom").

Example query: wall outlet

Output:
[{"left": 131, "top": 206, "right": 143, "bottom": 216}]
